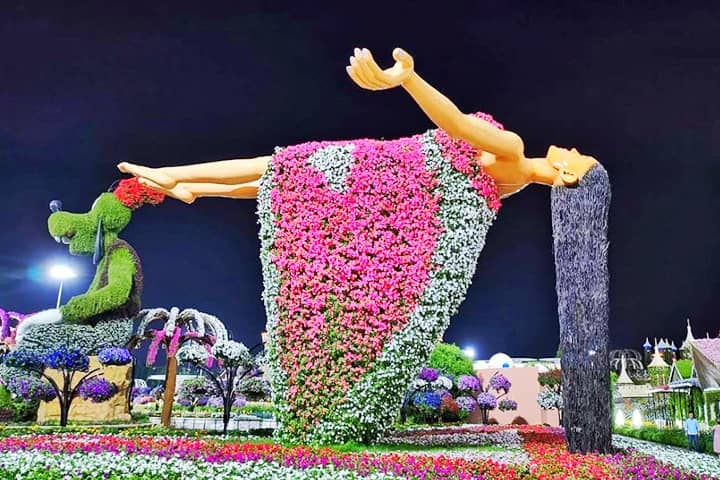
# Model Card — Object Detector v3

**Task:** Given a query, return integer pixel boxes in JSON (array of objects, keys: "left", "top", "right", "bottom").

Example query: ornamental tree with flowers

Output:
[
  {"left": 129, "top": 307, "right": 228, "bottom": 427},
  {"left": 177, "top": 339, "right": 261, "bottom": 434},
  {"left": 2, "top": 346, "right": 116, "bottom": 427},
  {"left": 473, "top": 372, "right": 517, "bottom": 424},
  {"left": 537, "top": 368, "right": 563, "bottom": 423}
]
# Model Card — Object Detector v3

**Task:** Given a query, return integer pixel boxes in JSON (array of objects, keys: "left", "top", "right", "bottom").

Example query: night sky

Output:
[{"left": 1, "top": 1, "right": 718, "bottom": 358}]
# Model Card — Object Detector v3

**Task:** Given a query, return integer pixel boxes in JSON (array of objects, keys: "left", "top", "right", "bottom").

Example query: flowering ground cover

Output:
[
  {"left": 0, "top": 426, "right": 717, "bottom": 479},
  {"left": 613, "top": 435, "right": 720, "bottom": 478}
]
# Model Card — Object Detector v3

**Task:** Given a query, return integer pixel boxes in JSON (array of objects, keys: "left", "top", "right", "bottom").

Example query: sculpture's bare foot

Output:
[
  {"left": 117, "top": 162, "right": 177, "bottom": 189},
  {"left": 139, "top": 178, "right": 196, "bottom": 204}
]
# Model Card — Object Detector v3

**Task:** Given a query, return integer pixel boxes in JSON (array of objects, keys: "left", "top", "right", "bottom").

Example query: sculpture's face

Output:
[
  {"left": 546, "top": 146, "right": 598, "bottom": 187},
  {"left": 47, "top": 193, "right": 132, "bottom": 256}
]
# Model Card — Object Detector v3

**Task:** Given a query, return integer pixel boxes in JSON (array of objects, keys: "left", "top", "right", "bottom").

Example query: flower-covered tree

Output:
[
  {"left": 177, "top": 339, "right": 261, "bottom": 434},
  {"left": 129, "top": 307, "right": 228, "bottom": 427},
  {"left": 2, "top": 346, "right": 117, "bottom": 426},
  {"left": 474, "top": 372, "right": 516, "bottom": 424},
  {"left": 537, "top": 368, "right": 563, "bottom": 423}
]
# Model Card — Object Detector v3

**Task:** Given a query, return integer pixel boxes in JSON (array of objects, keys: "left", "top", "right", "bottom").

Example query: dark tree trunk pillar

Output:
[{"left": 551, "top": 165, "right": 612, "bottom": 454}]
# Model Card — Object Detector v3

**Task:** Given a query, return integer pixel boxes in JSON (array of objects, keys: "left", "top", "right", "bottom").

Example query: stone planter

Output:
[{"left": 37, "top": 357, "right": 132, "bottom": 424}]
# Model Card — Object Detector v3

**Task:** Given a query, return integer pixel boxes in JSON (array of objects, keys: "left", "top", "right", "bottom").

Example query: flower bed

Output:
[
  {"left": 381, "top": 425, "right": 523, "bottom": 448},
  {"left": 0, "top": 426, "right": 717, "bottom": 479},
  {"left": 613, "top": 435, "right": 720, "bottom": 478},
  {"left": 0, "top": 434, "right": 524, "bottom": 480},
  {"left": 0, "top": 450, "right": 402, "bottom": 480}
]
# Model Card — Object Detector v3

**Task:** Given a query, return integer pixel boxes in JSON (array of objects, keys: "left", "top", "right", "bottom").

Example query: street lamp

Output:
[
  {"left": 462, "top": 346, "right": 476, "bottom": 360},
  {"left": 49, "top": 265, "right": 76, "bottom": 309}
]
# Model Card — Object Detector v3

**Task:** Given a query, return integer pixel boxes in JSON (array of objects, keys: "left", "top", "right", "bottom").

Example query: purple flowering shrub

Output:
[
  {"left": 6, "top": 376, "right": 56, "bottom": 401},
  {"left": 457, "top": 374, "right": 481, "bottom": 393},
  {"left": 456, "top": 395, "right": 477, "bottom": 414},
  {"left": 4, "top": 350, "right": 43, "bottom": 370},
  {"left": 488, "top": 373, "right": 511, "bottom": 393},
  {"left": 98, "top": 347, "right": 133, "bottom": 366},
  {"left": 2, "top": 345, "right": 106, "bottom": 427},
  {"left": 77, "top": 377, "right": 117, "bottom": 403},
  {"left": 44, "top": 346, "right": 89, "bottom": 371},
  {"left": 418, "top": 367, "right": 440, "bottom": 383},
  {"left": 476, "top": 392, "right": 498, "bottom": 410}
]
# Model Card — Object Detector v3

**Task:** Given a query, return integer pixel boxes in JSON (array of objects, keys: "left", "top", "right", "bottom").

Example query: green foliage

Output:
[
  {"left": 538, "top": 369, "right": 562, "bottom": 392},
  {"left": 427, "top": 343, "right": 474, "bottom": 378},
  {"left": 48, "top": 193, "right": 132, "bottom": 256},
  {"left": 0, "top": 385, "right": 38, "bottom": 423},
  {"left": 613, "top": 425, "right": 714, "bottom": 454},
  {"left": 647, "top": 366, "right": 670, "bottom": 386},
  {"left": 61, "top": 247, "right": 136, "bottom": 323},
  {"left": 706, "top": 390, "right": 720, "bottom": 419},
  {"left": 675, "top": 359, "right": 693, "bottom": 379}
]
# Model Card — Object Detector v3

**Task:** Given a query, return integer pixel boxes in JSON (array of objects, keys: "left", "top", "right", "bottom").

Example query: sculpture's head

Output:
[
  {"left": 544, "top": 146, "right": 599, "bottom": 187},
  {"left": 47, "top": 178, "right": 164, "bottom": 262}
]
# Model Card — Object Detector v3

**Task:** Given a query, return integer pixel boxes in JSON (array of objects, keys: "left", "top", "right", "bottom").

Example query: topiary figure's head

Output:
[{"left": 47, "top": 178, "right": 164, "bottom": 261}]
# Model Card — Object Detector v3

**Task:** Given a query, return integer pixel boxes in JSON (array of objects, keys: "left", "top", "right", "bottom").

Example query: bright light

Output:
[
  {"left": 462, "top": 346, "right": 476, "bottom": 360},
  {"left": 632, "top": 409, "right": 643, "bottom": 429},
  {"left": 614, "top": 409, "right": 625, "bottom": 427},
  {"left": 49, "top": 265, "right": 76, "bottom": 280}
]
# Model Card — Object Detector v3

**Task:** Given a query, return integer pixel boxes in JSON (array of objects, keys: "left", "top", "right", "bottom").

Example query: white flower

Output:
[
  {"left": 412, "top": 378, "right": 428, "bottom": 389},
  {"left": 177, "top": 342, "right": 209, "bottom": 366},
  {"left": 212, "top": 340, "right": 252, "bottom": 368},
  {"left": 432, "top": 376, "right": 453, "bottom": 390}
]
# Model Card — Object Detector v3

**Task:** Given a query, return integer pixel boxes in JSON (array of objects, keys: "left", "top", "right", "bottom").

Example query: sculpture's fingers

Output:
[
  {"left": 346, "top": 65, "right": 370, "bottom": 90},
  {"left": 392, "top": 47, "right": 413, "bottom": 68},
  {"left": 358, "top": 49, "right": 391, "bottom": 88},
  {"left": 350, "top": 56, "right": 380, "bottom": 90}
]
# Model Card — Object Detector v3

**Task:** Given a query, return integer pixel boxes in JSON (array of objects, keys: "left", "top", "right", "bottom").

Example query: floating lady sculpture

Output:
[{"left": 119, "top": 47, "right": 608, "bottom": 448}]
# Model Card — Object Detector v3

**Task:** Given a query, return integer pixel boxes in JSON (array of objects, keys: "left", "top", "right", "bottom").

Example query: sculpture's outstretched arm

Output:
[{"left": 346, "top": 48, "right": 524, "bottom": 162}]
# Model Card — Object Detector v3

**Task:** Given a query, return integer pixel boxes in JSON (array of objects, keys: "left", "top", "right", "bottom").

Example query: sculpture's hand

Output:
[{"left": 346, "top": 47, "right": 414, "bottom": 91}]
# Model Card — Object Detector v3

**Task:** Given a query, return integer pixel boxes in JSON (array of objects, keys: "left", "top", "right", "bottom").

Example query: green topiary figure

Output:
[{"left": 14, "top": 179, "right": 164, "bottom": 354}]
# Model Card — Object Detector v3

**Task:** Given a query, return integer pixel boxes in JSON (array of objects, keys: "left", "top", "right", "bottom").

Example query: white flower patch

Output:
[
  {"left": 257, "top": 150, "right": 291, "bottom": 418},
  {"left": 613, "top": 434, "right": 720, "bottom": 477},
  {"left": 307, "top": 144, "right": 356, "bottom": 192},
  {"left": 432, "top": 376, "right": 453, "bottom": 390},
  {"left": 412, "top": 378, "right": 429, "bottom": 390},
  {"left": 212, "top": 340, "right": 252, "bottom": 368},
  {"left": 177, "top": 342, "right": 209, "bottom": 366},
  {"left": 163, "top": 307, "right": 180, "bottom": 336},
  {"left": 0, "top": 450, "right": 404, "bottom": 480}
]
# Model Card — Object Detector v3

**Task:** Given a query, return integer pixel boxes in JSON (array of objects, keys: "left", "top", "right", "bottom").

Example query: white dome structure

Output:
[{"left": 487, "top": 352, "right": 514, "bottom": 369}]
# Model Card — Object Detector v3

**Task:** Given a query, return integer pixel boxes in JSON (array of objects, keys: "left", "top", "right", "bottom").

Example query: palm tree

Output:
[{"left": 128, "top": 307, "right": 228, "bottom": 427}]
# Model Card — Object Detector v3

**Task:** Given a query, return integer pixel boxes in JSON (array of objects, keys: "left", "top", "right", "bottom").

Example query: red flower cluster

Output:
[{"left": 114, "top": 178, "right": 165, "bottom": 209}]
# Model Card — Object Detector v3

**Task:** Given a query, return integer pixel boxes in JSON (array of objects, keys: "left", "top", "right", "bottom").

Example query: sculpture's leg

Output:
[
  {"left": 137, "top": 180, "right": 260, "bottom": 203},
  {"left": 118, "top": 156, "right": 270, "bottom": 187}
]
